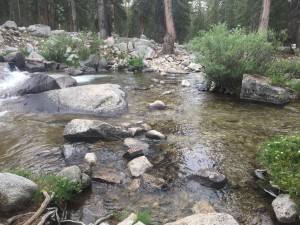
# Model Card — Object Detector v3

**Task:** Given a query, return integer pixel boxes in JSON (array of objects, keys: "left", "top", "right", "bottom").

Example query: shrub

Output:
[
  {"left": 135, "top": 210, "right": 151, "bottom": 225},
  {"left": 187, "top": 24, "right": 275, "bottom": 93},
  {"left": 7, "top": 168, "right": 82, "bottom": 204},
  {"left": 258, "top": 134, "right": 300, "bottom": 198},
  {"left": 127, "top": 56, "right": 144, "bottom": 69}
]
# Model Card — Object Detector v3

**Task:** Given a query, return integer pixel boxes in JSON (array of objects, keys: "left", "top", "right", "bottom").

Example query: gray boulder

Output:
[
  {"left": 134, "top": 39, "right": 155, "bottom": 49},
  {"left": 27, "top": 51, "right": 45, "bottom": 61},
  {"left": 16, "top": 74, "right": 60, "bottom": 95},
  {"left": 56, "top": 165, "right": 91, "bottom": 189},
  {"left": 49, "top": 74, "right": 77, "bottom": 88},
  {"left": 24, "top": 61, "right": 46, "bottom": 73},
  {"left": 60, "top": 143, "right": 89, "bottom": 165},
  {"left": 4, "top": 21, "right": 17, "bottom": 30},
  {"left": 19, "top": 84, "right": 128, "bottom": 116},
  {"left": 188, "top": 168, "right": 227, "bottom": 189},
  {"left": 0, "top": 173, "right": 38, "bottom": 212},
  {"left": 127, "top": 156, "right": 153, "bottom": 177},
  {"left": 146, "top": 130, "right": 166, "bottom": 140},
  {"left": 240, "top": 74, "right": 289, "bottom": 105},
  {"left": 123, "top": 138, "right": 149, "bottom": 158},
  {"left": 28, "top": 24, "right": 51, "bottom": 37},
  {"left": 4, "top": 52, "right": 26, "bottom": 70},
  {"left": 272, "top": 194, "right": 299, "bottom": 223},
  {"left": 84, "top": 54, "right": 108, "bottom": 71},
  {"left": 165, "top": 213, "right": 239, "bottom": 225},
  {"left": 63, "top": 119, "right": 131, "bottom": 142},
  {"left": 93, "top": 166, "right": 124, "bottom": 184},
  {"left": 132, "top": 45, "right": 155, "bottom": 59}
]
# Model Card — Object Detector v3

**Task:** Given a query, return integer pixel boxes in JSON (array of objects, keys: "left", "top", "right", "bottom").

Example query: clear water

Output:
[{"left": 0, "top": 71, "right": 299, "bottom": 224}]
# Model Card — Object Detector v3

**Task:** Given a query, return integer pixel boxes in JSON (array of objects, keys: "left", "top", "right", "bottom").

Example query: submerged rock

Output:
[
  {"left": 60, "top": 143, "right": 89, "bottom": 165},
  {"left": 165, "top": 213, "right": 239, "bottom": 225},
  {"left": 0, "top": 173, "right": 38, "bottom": 212},
  {"left": 192, "top": 201, "right": 216, "bottom": 214},
  {"left": 19, "top": 84, "right": 128, "bottom": 116},
  {"left": 272, "top": 194, "right": 299, "bottom": 223},
  {"left": 240, "top": 74, "right": 289, "bottom": 105},
  {"left": 93, "top": 166, "right": 124, "bottom": 184},
  {"left": 142, "top": 173, "right": 166, "bottom": 188},
  {"left": 63, "top": 119, "right": 131, "bottom": 142},
  {"left": 188, "top": 168, "right": 227, "bottom": 189}
]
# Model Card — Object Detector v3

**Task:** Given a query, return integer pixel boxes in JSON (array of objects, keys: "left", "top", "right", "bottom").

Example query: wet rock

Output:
[
  {"left": 146, "top": 130, "right": 166, "bottom": 140},
  {"left": 192, "top": 201, "right": 216, "bottom": 214},
  {"left": 272, "top": 194, "right": 299, "bottom": 223},
  {"left": 165, "top": 213, "right": 239, "bottom": 225},
  {"left": 162, "top": 90, "right": 174, "bottom": 95},
  {"left": 142, "top": 173, "right": 166, "bottom": 188},
  {"left": 93, "top": 166, "right": 124, "bottom": 184},
  {"left": 128, "top": 179, "right": 141, "bottom": 191},
  {"left": 85, "top": 153, "right": 97, "bottom": 167},
  {"left": 128, "top": 127, "right": 144, "bottom": 136},
  {"left": 135, "top": 222, "right": 145, "bottom": 225},
  {"left": 24, "top": 61, "right": 45, "bottom": 72},
  {"left": 20, "top": 84, "right": 128, "bottom": 117},
  {"left": 117, "top": 213, "right": 137, "bottom": 225},
  {"left": 240, "top": 74, "right": 289, "bottom": 105},
  {"left": 181, "top": 79, "right": 191, "bottom": 87},
  {"left": 4, "top": 21, "right": 17, "bottom": 30},
  {"left": 28, "top": 24, "right": 51, "bottom": 37},
  {"left": 84, "top": 54, "right": 108, "bottom": 71},
  {"left": 0, "top": 173, "right": 38, "bottom": 213},
  {"left": 124, "top": 138, "right": 149, "bottom": 150},
  {"left": 125, "top": 146, "right": 144, "bottom": 158},
  {"left": 148, "top": 100, "right": 166, "bottom": 110},
  {"left": 252, "top": 169, "right": 267, "bottom": 180},
  {"left": 60, "top": 143, "right": 89, "bottom": 165},
  {"left": 49, "top": 74, "right": 77, "bottom": 88},
  {"left": 128, "top": 156, "right": 153, "bottom": 177},
  {"left": 63, "top": 119, "right": 131, "bottom": 142},
  {"left": 66, "top": 67, "right": 83, "bottom": 76},
  {"left": 188, "top": 168, "right": 227, "bottom": 189},
  {"left": 16, "top": 74, "right": 60, "bottom": 95},
  {"left": 4, "top": 52, "right": 26, "bottom": 70},
  {"left": 56, "top": 165, "right": 91, "bottom": 189},
  {"left": 166, "top": 68, "right": 188, "bottom": 74}
]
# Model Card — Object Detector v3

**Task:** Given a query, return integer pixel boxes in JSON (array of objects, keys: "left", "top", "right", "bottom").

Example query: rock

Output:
[
  {"left": 66, "top": 67, "right": 83, "bottom": 76},
  {"left": 252, "top": 169, "right": 267, "bottom": 180},
  {"left": 16, "top": 74, "right": 60, "bottom": 95},
  {"left": 123, "top": 138, "right": 149, "bottom": 150},
  {"left": 142, "top": 173, "right": 166, "bottom": 188},
  {"left": 60, "top": 143, "right": 89, "bottom": 165},
  {"left": 19, "top": 84, "right": 128, "bottom": 116},
  {"left": 0, "top": 173, "right": 38, "bottom": 212},
  {"left": 4, "top": 52, "right": 26, "bottom": 70},
  {"left": 4, "top": 21, "right": 17, "bottom": 30},
  {"left": 51, "top": 30, "right": 66, "bottom": 36},
  {"left": 63, "top": 119, "right": 131, "bottom": 142},
  {"left": 135, "top": 222, "right": 145, "bottom": 225},
  {"left": 240, "top": 74, "right": 289, "bottom": 105},
  {"left": 49, "top": 74, "right": 77, "bottom": 88},
  {"left": 0, "top": 35, "right": 4, "bottom": 44},
  {"left": 24, "top": 61, "right": 45, "bottom": 72},
  {"left": 192, "top": 201, "right": 216, "bottom": 214},
  {"left": 84, "top": 54, "right": 108, "bottom": 71},
  {"left": 146, "top": 130, "right": 166, "bottom": 140},
  {"left": 56, "top": 165, "right": 91, "bottom": 189},
  {"left": 128, "top": 127, "right": 144, "bottom": 136},
  {"left": 188, "top": 63, "right": 202, "bottom": 72},
  {"left": 165, "top": 213, "right": 239, "bottom": 225},
  {"left": 117, "top": 213, "right": 137, "bottom": 225},
  {"left": 128, "top": 179, "right": 141, "bottom": 191},
  {"left": 134, "top": 39, "right": 155, "bottom": 49},
  {"left": 188, "top": 168, "right": 227, "bottom": 189},
  {"left": 114, "top": 43, "right": 128, "bottom": 53},
  {"left": 166, "top": 68, "right": 188, "bottom": 74},
  {"left": 26, "top": 43, "right": 35, "bottom": 53},
  {"left": 28, "top": 24, "right": 51, "bottom": 37},
  {"left": 93, "top": 166, "right": 124, "bottom": 184},
  {"left": 181, "top": 59, "right": 190, "bottom": 67},
  {"left": 140, "top": 34, "right": 148, "bottom": 40},
  {"left": 181, "top": 79, "right": 191, "bottom": 87},
  {"left": 148, "top": 100, "right": 166, "bottom": 110},
  {"left": 272, "top": 194, "right": 299, "bottom": 223},
  {"left": 28, "top": 51, "right": 45, "bottom": 61},
  {"left": 132, "top": 45, "right": 155, "bottom": 59},
  {"left": 85, "top": 153, "right": 97, "bottom": 167},
  {"left": 128, "top": 156, "right": 153, "bottom": 177}
]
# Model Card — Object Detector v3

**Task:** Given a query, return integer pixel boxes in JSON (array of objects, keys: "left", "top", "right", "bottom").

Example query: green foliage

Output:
[
  {"left": 20, "top": 48, "right": 30, "bottom": 57},
  {"left": 7, "top": 168, "right": 82, "bottom": 204},
  {"left": 135, "top": 210, "right": 151, "bottom": 225},
  {"left": 127, "top": 56, "right": 144, "bottom": 69},
  {"left": 188, "top": 23, "right": 275, "bottom": 93},
  {"left": 258, "top": 134, "right": 300, "bottom": 198}
]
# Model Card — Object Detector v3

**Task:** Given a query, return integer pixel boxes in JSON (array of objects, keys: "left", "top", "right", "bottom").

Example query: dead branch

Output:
[
  {"left": 7, "top": 212, "right": 34, "bottom": 225},
  {"left": 37, "top": 210, "right": 55, "bottom": 225},
  {"left": 92, "top": 213, "right": 114, "bottom": 225},
  {"left": 23, "top": 191, "right": 55, "bottom": 225},
  {"left": 60, "top": 220, "right": 86, "bottom": 225}
]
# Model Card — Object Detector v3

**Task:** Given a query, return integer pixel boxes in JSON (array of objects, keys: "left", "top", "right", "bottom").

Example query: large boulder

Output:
[
  {"left": 0, "top": 173, "right": 38, "bottom": 212},
  {"left": 240, "top": 74, "right": 289, "bottom": 105},
  {"left": 63, "top": 119, "right": 131, "bottom": 142},
  {"left": 28, "top": 24, "right": 51, "bottom": 37},
  {"left": 16, "top": 74, "right": 61, "bottom": 95},
  {"left": 49, "top": 74, "right": 77, "bottom": 88},
  {"left": 24, "top": 61, "right": 46, "bottom": 73},
  {"left": 84, "top": 54, "right": 108, "bottom": 71},
  {"left": 4, "top": 52, "right": 26, "bottom": 70},
  {"left": 165, "top": 213, "right": 239, "bottom": 225},
  {"left": 18, "top": 84, "right": 128, "bottom": 116},
  {"left": 272, "top": 194, "right": 299, "bottom": 223},
  {"left": 4, "top": 21, "right": 17, "bottom": 30}
]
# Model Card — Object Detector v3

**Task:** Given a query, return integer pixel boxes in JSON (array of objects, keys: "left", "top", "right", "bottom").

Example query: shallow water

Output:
[{"left": 0, "top": 71, "right": 299, "bottom": 224}]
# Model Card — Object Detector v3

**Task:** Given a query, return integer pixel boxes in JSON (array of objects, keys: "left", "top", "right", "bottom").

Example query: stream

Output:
[{"left": 0, "top": 69, "right": 300, "bottom": 225}]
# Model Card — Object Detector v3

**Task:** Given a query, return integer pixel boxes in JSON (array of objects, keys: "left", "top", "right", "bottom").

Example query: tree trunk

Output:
[
  {"left": 70, "top": 0, "right": 77, "bottom": 32},
  {"left": 162, "top": 0, "right": 176, "bottom": 54},
  {"left": 97, "top": 0, "right": 109, "bottom": 39},
  {"left": 258, "top": 0, "right": 271, "bottom": 31}
]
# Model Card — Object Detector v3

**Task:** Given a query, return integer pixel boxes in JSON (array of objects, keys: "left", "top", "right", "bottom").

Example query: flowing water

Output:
[{"left": 0, "top": 68, "right": 300, "bottom": 224}]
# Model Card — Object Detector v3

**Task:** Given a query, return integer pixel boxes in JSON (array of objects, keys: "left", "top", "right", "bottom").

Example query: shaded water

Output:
[{"left": 0, "top": 71, "right": 299, "bottom": 224}]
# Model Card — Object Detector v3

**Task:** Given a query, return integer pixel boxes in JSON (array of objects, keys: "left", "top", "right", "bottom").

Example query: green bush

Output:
[
  {"left": 127, "top": 56, "right": 144, "bottom": 69},
  {"left": 7, "top": 168, "right": 82, "bottom": 204},
  {"left": 135, "top": 210, "right": 151, "bottom": 225},
  {"left": 258, "top": 134, "right": 300, "bottom": 198},
  {"left": 187, "top": 24, "right": 275, "bottom": 93}
]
